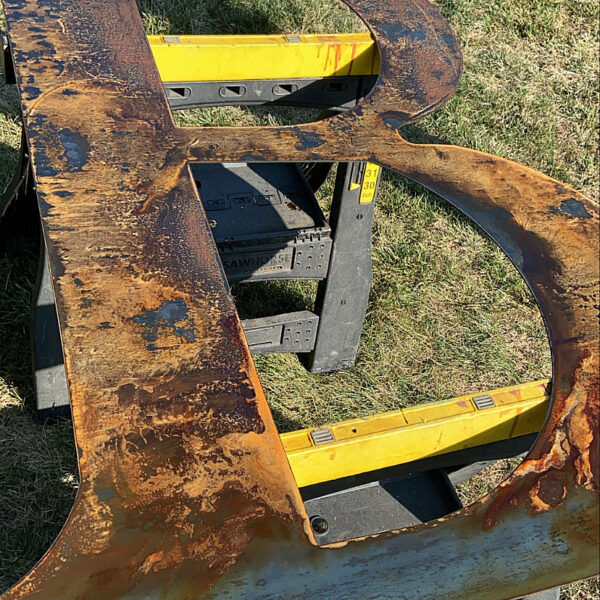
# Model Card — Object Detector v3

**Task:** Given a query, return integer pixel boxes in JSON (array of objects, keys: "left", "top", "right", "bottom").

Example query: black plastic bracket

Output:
[
  {"left": 304, "top": 469, "right": 462, "bottom": 545},
  {"left": 242, "top": 310, "right": 319, "bottom": 354},
  {"left": 301, "top": 161, "right": 381, "bottom": 373},
  {"left": 165, "top": 75, "right": 377, "bottom": 111},
  {"left": 191, "top": 162, "right": 332, "bottom": 283}
]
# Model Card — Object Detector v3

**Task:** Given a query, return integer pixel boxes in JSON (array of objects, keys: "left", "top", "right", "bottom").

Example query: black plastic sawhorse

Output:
[{"left": 190, "top": 158, "right": 381, "bottom": 372}]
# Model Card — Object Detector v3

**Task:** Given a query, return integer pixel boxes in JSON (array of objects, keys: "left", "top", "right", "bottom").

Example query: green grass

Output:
[{"left": 0, "top": 0, "right": 598, "bottom": 595}]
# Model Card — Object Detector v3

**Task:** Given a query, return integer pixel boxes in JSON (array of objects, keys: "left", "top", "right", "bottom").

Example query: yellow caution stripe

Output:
[
  {"left": 281, "top": 379, "right": 550, "bottom": 487},
  {"left": 148, "top": 33, "right": 379, "bottom": 82}
]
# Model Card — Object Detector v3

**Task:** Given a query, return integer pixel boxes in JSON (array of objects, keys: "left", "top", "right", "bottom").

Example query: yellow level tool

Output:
[
  {"left": 148, "top": 33, "right": 379, "bottom": 82},
  {"left": 282, "top": 379, "right": 550, "bottom": 487}
]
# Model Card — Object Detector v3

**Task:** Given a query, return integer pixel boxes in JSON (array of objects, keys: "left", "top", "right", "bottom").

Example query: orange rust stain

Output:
[
  {"left": 348, "top": 43, "right": 357, "bottom": 76},
  {"left": 482, "top": 485, "right": 520, "bottom": 531},
  {"left": 507, "top": 413, "right": 519, "bottom": 440},
  {"left": 139, "top": 551, "right": 166, "bottom": 575},
  {"left": 529, "top": 480, "right": 554, "bottom": 513},
  {"left": 370, "top": 45, "right": 379, "bottom": 75},
  {"left": 333, "top": 43, "right": 343, "bottom": 74}
]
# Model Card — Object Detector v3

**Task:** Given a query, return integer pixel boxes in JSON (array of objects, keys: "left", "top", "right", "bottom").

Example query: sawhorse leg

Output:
[{"left": 302, "top": 161, "right": 380, "bottom": 373}]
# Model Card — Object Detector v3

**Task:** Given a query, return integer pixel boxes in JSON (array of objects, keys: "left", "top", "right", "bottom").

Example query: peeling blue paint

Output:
[
  {"left": 381, "top": 110, "right": 412, "bottom": 130},
  {"left": 294, "top": 129, "right": 326, "bottom": 151},
  {"left": 131, "top": 299, "right": 197, "bottom": 348},
  {"left": 550, "top": 198, "right": 592, "bottom": 219},
  {"left": 58, "top": 129, "right": 89, "bottom": 171},
  {"left": 379, "top": 22, "right": 426, "bottom": 42},
  {"left": 23, "top": 85, "right": 42, "bottom": 99}
]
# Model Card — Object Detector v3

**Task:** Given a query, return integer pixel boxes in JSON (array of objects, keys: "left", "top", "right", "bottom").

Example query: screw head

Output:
[
  {"left": 208, "top": 219, "right": 217, "bottom": 228},
  {"left": 310, "top": 515, "right": 329, "bottom": 535}
]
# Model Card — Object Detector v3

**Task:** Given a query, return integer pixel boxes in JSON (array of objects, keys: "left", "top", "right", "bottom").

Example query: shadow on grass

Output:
[
  {"left": 0, "top": 139, "right": 21, "bottom": 201},
  {"left": 379, "top": 123, "right": 497, "bottom": 234},
  {"left": 0, "top": 401, "right": 77, "bottom": 593},
  {"left": 138, "top": 0, "right": 285, "bottom": 35},
  {"left": 270, "top": 405, "right": 306, "bottom": 432},
  {"left": 138, "top": 0, "right": 361, "bottom": 35},
  {"left": 400, "top": 122, "right": 454, "bottom": 146},
  {"left": 0, "top": 231, "right": 78, "bottom": 592},
  {"left": 232, "top": 279, "right": 316, "bottom": 320},
  {"left": 0, "top": 237, "right": 38, "bottom": 400},
  {"left": 0, "top": 177, "right": 79, "bottom": 592}
]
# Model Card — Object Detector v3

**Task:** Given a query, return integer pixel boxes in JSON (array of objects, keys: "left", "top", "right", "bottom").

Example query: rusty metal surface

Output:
[{"left": 0, "top": 0, "right": 598, "bottom": 598}]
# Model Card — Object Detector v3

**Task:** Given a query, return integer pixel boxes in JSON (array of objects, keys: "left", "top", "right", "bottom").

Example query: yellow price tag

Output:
[{"left": 359, "top": 162, "right": 380, "bottom": 203}]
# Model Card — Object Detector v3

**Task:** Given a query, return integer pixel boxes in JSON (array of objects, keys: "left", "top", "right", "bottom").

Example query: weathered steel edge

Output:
[{"left": 1, "top": 0, "right": 597, "bottom": 598}]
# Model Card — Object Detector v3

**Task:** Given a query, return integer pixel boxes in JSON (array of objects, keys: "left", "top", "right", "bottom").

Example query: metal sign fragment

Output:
[{"left": 0, "top": 0, "right": 598, "bottom": 598}]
